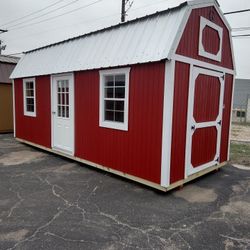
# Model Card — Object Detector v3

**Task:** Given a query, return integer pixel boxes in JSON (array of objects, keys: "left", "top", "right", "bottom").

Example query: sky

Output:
[{"left": 0, "top": 0, "right": 249, "bottom": 79}]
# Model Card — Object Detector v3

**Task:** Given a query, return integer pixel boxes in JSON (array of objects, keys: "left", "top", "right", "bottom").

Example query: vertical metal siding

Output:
[
  {"left": 176, "top": 6, "right": 234, "bottom": 70},
  {"left": 193, "top": 74, "right": 221, "bottom": 122},
  {"left": 74, "top": 62, "right": 165, "bottom": 184},
  {"left": 15, "top": 76, "right": 51, "bottom": 148},
  {"left": 170, "top": 61, "right": 190, "bottom": 184}
]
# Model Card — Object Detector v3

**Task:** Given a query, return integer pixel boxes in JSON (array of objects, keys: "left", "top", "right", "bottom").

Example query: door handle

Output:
[{"left": 52, "top": 111, "right": 56, "bottom": 114}]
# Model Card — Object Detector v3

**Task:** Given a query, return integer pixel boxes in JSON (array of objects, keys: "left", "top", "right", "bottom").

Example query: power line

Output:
[
  {"left": 0, "top": 0, "right": 65, "bottom": 27},
  {"left": 224, "top": 9, "right": 250, "bottom": 15},
  {"left": 232, "top": 34, "right": 250, "bottom": 38},
  {"left": 9, "top": 0, "right": 104, "bottom": 31},
  {"left": 5, "top": 0, "right": 82, "bottom": 29},
  {"left": 232, "top": 26, "right": 250, "bottom": 32}
]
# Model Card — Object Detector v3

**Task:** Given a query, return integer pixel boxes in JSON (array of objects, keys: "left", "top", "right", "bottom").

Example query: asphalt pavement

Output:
[{"left": 0, "top": 134, "right": 249, "bottom": 250}]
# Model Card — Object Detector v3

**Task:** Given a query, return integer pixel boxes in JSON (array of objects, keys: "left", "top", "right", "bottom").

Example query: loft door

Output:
[{"left": 185, "top": 67, "right": 224, "bottom": 177}]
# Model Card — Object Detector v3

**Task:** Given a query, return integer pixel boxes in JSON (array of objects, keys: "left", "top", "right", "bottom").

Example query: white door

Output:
[
  {"left": 51, "top": 74, "right": 74, "bottom": 155},
  {"left": 185, "top": 67, "right": 225, "bottom": 177}
]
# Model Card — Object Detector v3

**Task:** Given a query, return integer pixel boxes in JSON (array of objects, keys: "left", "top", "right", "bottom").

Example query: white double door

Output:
[{"left": 51, "top": 74, "right": 74, "bottom": 154}]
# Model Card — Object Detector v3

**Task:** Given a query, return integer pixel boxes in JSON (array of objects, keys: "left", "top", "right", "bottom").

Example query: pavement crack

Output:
[
  {"left": 44, "top": 232, "right": 97, "bottom": 244},
  {"left": 7, "top": 207, "right": 67, "bottom": 250},
  {"left": 220, "top": 234, "right": 250, "bottom": 244}
]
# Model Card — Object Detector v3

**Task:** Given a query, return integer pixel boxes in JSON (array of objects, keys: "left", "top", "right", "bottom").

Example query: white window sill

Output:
[{"left": 100, "top": 120, "right": 128, "bottom": 131}]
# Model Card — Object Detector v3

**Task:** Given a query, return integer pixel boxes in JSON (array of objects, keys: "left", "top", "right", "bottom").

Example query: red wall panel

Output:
[
  {"left": 170, "top": 62, "right": 190, "bottom": 184},
  {"left": 193, "top": 74, "right": 220, "bottom": 123},
  {"left": 74, "top": 62, "right": 165, "bottom": 184},
  {"left": 176, "top": 6, "right": 234, "bottom": 69},
  {"left": 14, "top": 76, "right": 51, "bottom": 148},
  {"left": 191, "top": 127, "right": 217, "bottom": 167},
  {"left": 220, "top": 74, "right": 234, "bottom": 162}
]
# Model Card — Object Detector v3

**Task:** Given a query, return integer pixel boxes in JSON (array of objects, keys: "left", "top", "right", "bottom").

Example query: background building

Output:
[
  {"left": 0, "top": 55, "right": 19, "bottom": 133},
  {"left": 232, "top": 78, "right": 250, "bottom": 123}
]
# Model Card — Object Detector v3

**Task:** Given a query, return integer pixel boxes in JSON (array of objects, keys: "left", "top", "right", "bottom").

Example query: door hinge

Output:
[
  {"left": 221, "top": 74, "right": 225, "bottom": 80},
  {"left": 217, "top": 120, "right": 222, "bottom": 126},
  {"left": 191, "top": 125, "right": 196, "bottom": 130},
  {"left": 216, "top": 157, "right": 219, "bottom": 162}
]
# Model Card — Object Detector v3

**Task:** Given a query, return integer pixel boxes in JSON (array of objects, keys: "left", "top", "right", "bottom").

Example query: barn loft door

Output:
[
  {"left": 185, "top": 67, "right": 224, "bottom": 177},
  {"left": 51, "top": 74, "right": 74, "bottom": 155}
]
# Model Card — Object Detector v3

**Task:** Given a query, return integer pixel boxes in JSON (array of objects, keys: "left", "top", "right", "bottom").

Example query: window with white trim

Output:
[
  {"left": 99, "top": 68, "right": 130, "bottom": 131},
  {"left": 23, "top": 78, "right": 36, "bottom": 117},
  {"left": 198, "top": 16, "right": 223, "bottom": 62}
]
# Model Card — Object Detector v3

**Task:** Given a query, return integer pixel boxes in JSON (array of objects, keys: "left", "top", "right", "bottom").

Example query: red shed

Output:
[{"left": 11, "top": 0, "right": 235, "bottom": 191}]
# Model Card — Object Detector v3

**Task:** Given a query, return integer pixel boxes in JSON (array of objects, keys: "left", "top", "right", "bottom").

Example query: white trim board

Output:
[
  {"left": 160, "top": 60, "right": 175, "bottom": 188},
  {"left": 173, "top": 54, "right": 235, "bottom": 75},
  {"left": 227, "top": 74, "right": 236, "bottom": 161}
]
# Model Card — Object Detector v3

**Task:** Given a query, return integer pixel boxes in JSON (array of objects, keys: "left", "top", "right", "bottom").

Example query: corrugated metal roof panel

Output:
[
  {"left": 0, "top": 55, "right": 19, "bottom": 64},
  {"left": 11, "top": 4, "right": 188, "bottom": 79}
]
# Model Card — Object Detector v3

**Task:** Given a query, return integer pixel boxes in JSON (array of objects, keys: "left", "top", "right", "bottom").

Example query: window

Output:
[
  {"left": 99, "top": 68, "right": 130, "bottom": 131},
  {"left": 57, "top": 80, "right": 69, "bottom": 118},
  {"left": 236, "top": 110, "right": 246, "bottom": 118},
  {"left": 23, "top": 78, "right": 36, "bottom": 117}
]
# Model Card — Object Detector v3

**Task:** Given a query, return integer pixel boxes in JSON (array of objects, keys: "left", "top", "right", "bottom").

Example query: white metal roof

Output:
[
  {"left": 11, "top": 1, "right": 218, "bottom": 79},
  {"left": 0, "top": 55, "right": 19, "bottom": 64}
]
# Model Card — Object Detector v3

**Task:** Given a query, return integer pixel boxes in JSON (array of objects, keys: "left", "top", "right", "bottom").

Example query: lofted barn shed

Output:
[{"left": 11, "top": 0, "right": 235, "bottom": 191}]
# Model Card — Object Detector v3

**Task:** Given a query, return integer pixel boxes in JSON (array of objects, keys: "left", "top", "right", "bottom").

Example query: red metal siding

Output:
[
  {"left": 191, "top": 127, "right": 217, "bottom": 167},
  {"left": 170, "top": 62, "right": 190, "bottom": 184},
  {"left": 176, "top": 6, "right": 234, "bottom": 69},
  {"left": 75, "top": 62, "right": 165, "bottom": 184},
  {"left": 193, "top": 74, "right": 220, "bottom": 123},
  {"left": 202, "top": 25, "right": 220, "bottom": 55},
  {"left": 14, "top": 76, "right": 51, "bottom": 148},
  {"left": 220, "top": 74, "right": 234, "bottom": 162}
]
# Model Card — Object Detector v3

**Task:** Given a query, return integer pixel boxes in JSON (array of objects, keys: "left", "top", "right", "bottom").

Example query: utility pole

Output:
[
  {"left": 121, "top": 0, "right": 134, "bottom": 23},
  {"left": 0, "top": 29, "right": 8, "bottom": 55},
  {"left": 121, "top": 0, "right": 126, "bottom": 22},
  {"left": 0, "top": 29, "right": 8, "bottom": 34},
  {"left": 0, "top": 40, "right": 6, "bottom": 55}
]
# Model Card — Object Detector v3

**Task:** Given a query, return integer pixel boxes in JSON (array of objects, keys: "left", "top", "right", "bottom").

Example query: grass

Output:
[{"left": 230, "top": 142, "right": 250, "bottom": 166}]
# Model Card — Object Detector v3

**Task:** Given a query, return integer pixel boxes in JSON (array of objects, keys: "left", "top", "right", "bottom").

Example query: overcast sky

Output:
[{"left": 0, "top": 0, "right": 249, "bottom": 79}]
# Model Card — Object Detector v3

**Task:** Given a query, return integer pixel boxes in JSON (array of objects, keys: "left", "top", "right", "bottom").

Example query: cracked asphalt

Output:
[{"left": 0, "top": 134, "right": 249, "bottom": 250}]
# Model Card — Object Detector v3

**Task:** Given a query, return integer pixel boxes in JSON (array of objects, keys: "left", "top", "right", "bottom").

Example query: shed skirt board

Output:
[
  {"left": 16, "top": 137, "right": 226, "bottom": 192},
  {"left": 51, "top": 74, "right": 74, "bottom": 155},
  {"left": 185, "top": 66, "right": 225, "bottom": 178}
]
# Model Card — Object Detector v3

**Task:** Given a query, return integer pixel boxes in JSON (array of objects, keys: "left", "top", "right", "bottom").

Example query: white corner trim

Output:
[
  {"left": 99, "top": 67, "right": 130, "bottom": 131},
  {"left": 227, "top": 74, "right": 236, "bottom": 161},
  {"left": 160, "top": 60, "right": 175, "bottom": 188},
  {"left": 50, "top": 75, "right": 54, "bottom": 150},
  {"left": 12, "top": 80, "right": 16, "bottom": 137},
  {"left": 199, "top": 16, "right": 223, "bottom": 62},
  {"left": 23, "top": 77, "right": 36, "bottom": 117}
]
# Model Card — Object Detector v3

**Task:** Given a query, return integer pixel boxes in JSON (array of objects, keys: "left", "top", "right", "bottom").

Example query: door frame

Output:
[
  {"left": 50, "top": 73, "right": 75, "bottom": 155},
  {"left": 185, "top": 66, "right": 225, "bottom": 178}
]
